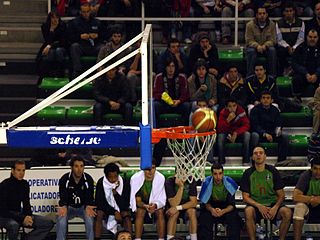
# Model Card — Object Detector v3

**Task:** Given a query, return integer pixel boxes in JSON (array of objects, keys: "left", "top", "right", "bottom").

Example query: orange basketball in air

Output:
[{"left": 192, "top": 108, "right": 217, "bottom": 133}]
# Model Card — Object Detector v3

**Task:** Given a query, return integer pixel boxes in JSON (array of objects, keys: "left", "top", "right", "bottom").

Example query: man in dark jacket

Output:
[
  {"left": 218, "top": 66, "right": 247, "bottom": 109},
  {"left": 188, "top": 32, "right": 219, "bottom": 78},
  {"left": 305, "top": 3, "right": 320, "bottom": 45},
  {"left": 245, "top": 62, "right": 279, "bottom": 114},
  {"left": 95, "top": 163, "right": 131, "bottom": 239},
  {"left": 250, "top": 91, "right": 289, "bottom": 162},
  {"left": 292, "top": 29, "right": 320, "bottom": 101},
  {"left": 157, "top": 38, "right": 189, "bottom": 75},
  {"left": 217, "top": 98, "right": 250, "bottom": 164},
  {"left": 68, "top": 3, "right": 105, "bottom": 78},
  {"left": 0, "top": 160, "right": 53, "bottom": 240},
  {"left": 56, "top": 156, "right": 96, "bottom": 240},
  {"left": 93, "top": 66, "right": 133, "bottom": 125}
]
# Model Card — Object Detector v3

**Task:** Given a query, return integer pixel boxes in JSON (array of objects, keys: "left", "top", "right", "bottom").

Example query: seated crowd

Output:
[
  {"left": 37, "top": 1, "right": 320, "bottom": 165},
  {"left": 1, "top": 151, "right": 320, "bottom": 240}
]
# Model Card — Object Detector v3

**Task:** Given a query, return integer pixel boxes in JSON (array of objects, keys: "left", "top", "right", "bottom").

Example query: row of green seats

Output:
[
  {"left": 37, "top": 106, "right": 142, "bottom": 122},
  {"left": 39, "top": 77, "right": 93, "bottom": 91}
]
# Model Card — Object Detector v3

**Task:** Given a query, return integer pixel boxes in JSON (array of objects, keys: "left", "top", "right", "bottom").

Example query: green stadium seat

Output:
[
  {"left": 39, "top": 77, "right": 69, "bottom": 90},
  {"left": 80, "top": 56, "right": 97, "bottom": 63},
  {"left": 37, "top": 106, "right": 66, "bottom": 120},
  {"left": 66, "top": 106, "right": 93, "bottom": 125},
  {"left": 277, "top": 76, "right": 292, "bottom": 97},
  {"left": 281, "top": 106, "right": 312, "bottom": 127},
  {"left": 37, "top": 106, "right": 67, "bottom": 125},
  {"left": 103, "top": 113, "right": 124, "bottom": 125},
  {"left": 218, "top": 49, "right": 243, "bottom": 62},
  {"left": 133, "top": 112, "right": 142, "bottom": 122}
]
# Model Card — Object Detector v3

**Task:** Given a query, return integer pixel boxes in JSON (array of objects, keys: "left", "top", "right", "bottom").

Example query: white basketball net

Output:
[{"left": 166, "top": 132, "right": 216, "bottom": 183}]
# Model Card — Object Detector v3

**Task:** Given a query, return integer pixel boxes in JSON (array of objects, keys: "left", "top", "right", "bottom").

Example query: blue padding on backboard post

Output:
[{"left": 140, "top": 123, "right": 152, "bottom": 170}]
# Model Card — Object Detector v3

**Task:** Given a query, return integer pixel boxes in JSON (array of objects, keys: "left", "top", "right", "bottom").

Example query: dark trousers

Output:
[
  {"left": 246, "top": 47, "right": 277, "bottom": 77},
  {"left": 153, "top": 100, "right": 190, "bottom": 127},
  {"left": 198, "top": 209, "right": 241, "bottom": 240},
  {"left": 217, "top": 132, "right": 251, "bottom": 164},
  {"left": 277, "top": 46, "right": 292, "bottom": 75},
  {"left": 69, "top": 42, "right": 104, "bottom": 79},
  {"left": 251, "top": 132, "right": 289, "bottom": 162},
  {"left": 0, "top": 215, "right": 53, "bottom": 240},
  {"left": 292, "top": 72, "right": 320, "bottom": 96},
  {"left": 94, "top": 102, "right": 133, "bottom": 125}
]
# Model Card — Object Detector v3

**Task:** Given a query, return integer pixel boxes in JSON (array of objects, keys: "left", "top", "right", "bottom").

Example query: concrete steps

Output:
[{"left": 0, "top": 0, "right": 47, "bottom": 16}]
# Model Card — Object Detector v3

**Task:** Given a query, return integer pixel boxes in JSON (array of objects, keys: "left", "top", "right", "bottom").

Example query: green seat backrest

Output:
[{"left": 37, "top": 106, "right": 67, "bottom": 119}]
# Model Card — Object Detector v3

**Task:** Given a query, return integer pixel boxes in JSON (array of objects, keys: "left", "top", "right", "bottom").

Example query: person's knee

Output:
[
  {"left": 293, "top": 203, "right": 309, "bottom": 220},
  {"left": 7, "top": 220, "right": 20, "bottom": 232},
  {"left": 136, "top": 208, "right": 146, "bottom": 219},
  {"left": 244, "top": 206, "right": 256, "bottom": 220},
  {"left": 280, "top": 207, "right": 292, "bottom": 221},
  {"left": 70, "top": 43, "right": 80, "bottom": 53},
  {"left": 186, "top": 208, "right": 197, "bottom": 221},
  {"left": 246, "top": 47, "right": 257, "bottom": 55}
]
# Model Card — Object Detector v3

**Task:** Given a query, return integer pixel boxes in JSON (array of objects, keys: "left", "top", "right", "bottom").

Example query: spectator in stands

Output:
[
  {"left": 308, "top": 86, "right": 320, "bottom": 133},
  {"left": 245, "top": 7, "right": 277, "bottom": 76},
  {"left": 293, "top": 156, "right": 320, "bottom": 240},
  {"left": 240, "top": 146, "right": 292, "bottom": 240},
  {"left": 189, "top": 32, "right": 220, "bottom": 78},
  {"left": 170, "top": 0, "right": 192, "bottom": 44},
  {"left": 130, "top": 160, "right": 166, "bottom": 240},
  {"left": 142, "top": 0, "right": 171, "bottom": 44},
  {"left": 250, "top": 91, "right": 289, "bottom": 162},
  {"left": 187, "top": 58, "right": 218, "bottom": 112},
  {"left": 291, "top": 0, "right": 313, "bottom": 17},
  {"left": 305, "top": 3, "right": 320, "bottom": 43},
  {"left": 218, "top": 65, "right": 246, "bottom": 109},
  {"left": 127, "top": 40, "right": 141, "bottom": 104},
  {"left": 97, "top": 26, "right": 128, "bottom": 73},
  {"left": 93, "top": 66, "right": 133, "bottom": 125},
  {"left": 157, "top": 38, "right": 188, "bottom": 75},
  {"left": 217, "top": 98, "right": 251, "bottom": 164},
  {"left": 292, "top": 29, "right": 320, "bottom": 103},
  {"left": 53, "top": 0, "right": 81, "bottom": 16},
  {"left": 254, "top": 0, "right": 282, "bottom": 17},
  {"left": 198, "top": 163, "right": 241, "bottom": 240},
  {"left": 245, "top": 62, "right": 279, "bottom": 113},
  {"left": 221, "top": 0, "right": 254, "bottom": 44},
  {"left": 276, "top": 1, "right": 305, "bottom": 76},
  {"left": 68, "top": 3, "right": 105, "bottom": 79},
  {"left": 114, "top": 229, "right": 132, "bottom": 240},
  {"left": 95, "top": 163, "right": 131, "bottom": 239},
  {"left": 36, "top": 11, "right": 67, "bottom": 82},
  {"left": 165, "top": 175, "right": 198, "bottom": 240},
  {"left": 0, "top": 160, "right": 54, "bottom": 240},
  {"left": 153, "top": 56, "right": 190, "bottom": 127},
  {"left": 56, "top": 156, "right": 96, "bottom": 240},
  {"left": 193, "top": 0, "right": 222, "bottom": 42}
]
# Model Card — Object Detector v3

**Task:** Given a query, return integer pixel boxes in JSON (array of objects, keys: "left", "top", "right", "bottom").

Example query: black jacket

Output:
[
  {"left": 0, "top": 175, "right": 32, "bottom": 224},
  {"left": 67, "top": 15, "right": 105, "bottom": 46},
  {"left": 245, "top": 74, "right": 279, "bottom": 104},
  {"left": 292, "top": 42, "right": 320, "bottom": 77},
  {"left": 95, "top": 177, "right": 131, "bottom": 215},
  {"left": 58, "top": 172, "right": 95, "bottom": 208},
  {"left": 93, "top": 73, "right": 131, "bottom": 106},
  {"left": 188, "top": 42, "right": 219, "bottom": 71},
  {"left": 250, "top": 103, "right": 281, "bottom": 137}
]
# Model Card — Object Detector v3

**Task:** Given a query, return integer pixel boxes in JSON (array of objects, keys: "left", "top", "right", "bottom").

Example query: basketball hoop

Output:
[{"left": 152, "top": 126, "right": 216, "bottom": 183}]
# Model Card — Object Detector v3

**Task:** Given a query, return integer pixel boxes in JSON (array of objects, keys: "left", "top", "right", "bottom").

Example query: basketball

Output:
[{"left": 192, "top": 108, "right": 217, "bottom": 132}]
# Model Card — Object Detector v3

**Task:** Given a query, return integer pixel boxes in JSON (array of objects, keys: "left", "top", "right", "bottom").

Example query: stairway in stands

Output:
[{"left": 0, "top": 0, "right": 46, "bottom": 165}]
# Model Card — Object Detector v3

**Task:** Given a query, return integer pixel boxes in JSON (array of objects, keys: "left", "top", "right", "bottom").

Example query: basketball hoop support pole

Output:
[{"left": 139, "top": 24, "right": 152, "bottom": 170}]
